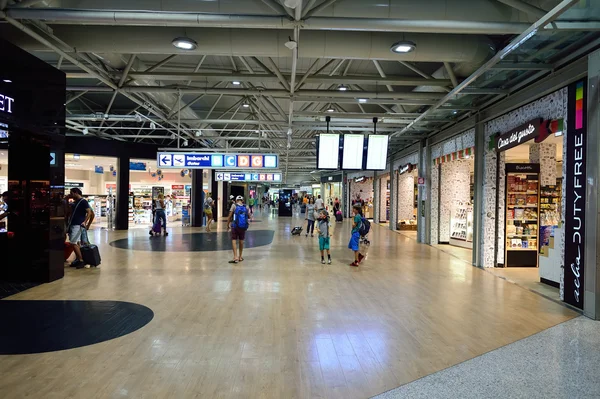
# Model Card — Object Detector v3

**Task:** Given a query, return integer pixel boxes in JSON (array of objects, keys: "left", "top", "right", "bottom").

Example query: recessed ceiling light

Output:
[
  {"left": 172, "top": 37, "right": 198, "bottom": 51},
  {"left": 453, "top": 110, "right": 458, "bottom": 115},
  {"left": 232, "top": 81, "right": 241, "bottom": 85},
  {"left": 2, "top": 79, "right": 11, "bottom": 83},
  {"left": 358, "top": 98, "right": 367, "bottom": 103},
  {"left": 338, "top": 85, "right": 348, "bottom": 91},
  {"left": 390, "top": 41, "right": 416, "bottom": 54}
]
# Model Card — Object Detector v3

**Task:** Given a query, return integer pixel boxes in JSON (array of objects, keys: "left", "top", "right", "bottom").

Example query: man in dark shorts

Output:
[
  {"left": 66, "top": 188, "right": 95, "bottom": 269},
  {"left": 227, "top": 195, "right": 250, "bottom": 264}
]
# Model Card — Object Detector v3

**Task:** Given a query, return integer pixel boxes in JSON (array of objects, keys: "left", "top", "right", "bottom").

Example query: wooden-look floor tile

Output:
[{"left": 0, "top": 214, "right": 578, "bottom": 398}]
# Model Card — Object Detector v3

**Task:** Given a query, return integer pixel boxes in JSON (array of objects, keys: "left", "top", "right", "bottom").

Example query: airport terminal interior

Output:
[{"left": 1, "top": 1, "right": 600, "bottom": 398}]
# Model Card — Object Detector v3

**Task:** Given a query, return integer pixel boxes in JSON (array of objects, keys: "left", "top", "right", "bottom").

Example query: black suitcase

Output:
[
  {"left": 335, "top": 212, "right": 343, "bottom": 222},
  {"left": 81, "top": 245, "right": 101, "bottom": 267},
  {"left": 291, "top": 226, "right": 303, "bottom": 236}
]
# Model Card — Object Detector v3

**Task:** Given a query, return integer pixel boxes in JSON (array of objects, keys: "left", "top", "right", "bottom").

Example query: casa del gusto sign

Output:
[
  {"left": 495, "top": 118, "right": 541, "bottom": 152},
  {"left": 0, "top": 93, "right": 15, "bottom": 114}
]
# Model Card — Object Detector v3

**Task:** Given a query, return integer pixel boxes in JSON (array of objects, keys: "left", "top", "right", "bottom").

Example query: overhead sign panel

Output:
[
  {"left": 215, "top": 172, "right": 282, "bottom": 182},
  {"left": 157, "top": 153, "right": 279, "bottom": 170}
]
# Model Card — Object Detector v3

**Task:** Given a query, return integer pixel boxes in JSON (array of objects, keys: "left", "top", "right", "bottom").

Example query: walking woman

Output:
[
  {"left": 151, "top": 193, "right": 168, "bottom": 236},
  {"left": 305, "top": 197, "right": 316, "bottom": 237}
]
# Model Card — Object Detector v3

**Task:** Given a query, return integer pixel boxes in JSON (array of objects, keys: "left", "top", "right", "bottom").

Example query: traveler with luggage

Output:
[
  {"left": 227, "top": 195, "right": 250, "bottom": 264},
  {"left": 66, "top": 188, "right": 95, "bottom": 269},
  {"left": 150, "top": 193, "right": 168, "bottom": 236},
  {"left": 333, "top": 199, "right": 342, "bottom": 222},
  {"left": 204, "top": 193, "right": 215, "bottom": 233},
  {"left": 349, "top": 205, "right": 368, "bottom": 267}
]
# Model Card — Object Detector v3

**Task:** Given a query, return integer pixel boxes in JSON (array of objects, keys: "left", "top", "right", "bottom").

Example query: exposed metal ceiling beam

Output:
[
  {"left": 65, "top": 86, "right": 448, "bottom": 99},
  {"left": 491, "top": 62, "right": 553, "bottom": 70},
  {"left": 496, "top": 0, "right": 546, "bottom": 19},
  {"left": 3, "top": 8, "right": 531, "bottom": 34},
  {"left": 443, "top": 62, "right": 458, "bottom": 88}
]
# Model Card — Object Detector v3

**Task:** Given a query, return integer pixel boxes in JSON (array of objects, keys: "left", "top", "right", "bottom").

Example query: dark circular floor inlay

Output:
[
  {"left": 110, "top": 230, "right": 275, "bottom": 252},
  {"left": 0, "top": 300, "right": 154, "bottom": 355}
]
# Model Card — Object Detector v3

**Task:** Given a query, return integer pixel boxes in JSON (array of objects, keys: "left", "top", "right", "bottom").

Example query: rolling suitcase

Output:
[
  {"left": 81, "top": 244, "right": 101, "bottom": 267},
  {"left": 80, "top": 228, "right": 101, "bottom": 267},
  {"left": 335, "top": 211, "right": 343, "bottom": 222}
]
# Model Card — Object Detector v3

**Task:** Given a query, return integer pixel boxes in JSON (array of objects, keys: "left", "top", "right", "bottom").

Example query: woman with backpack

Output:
[
  {"left": 227, "top": 195, "right": 250, "bottom": 264},
  {"left": 349, "top": 205, "right": 368, "bottom": 267}
]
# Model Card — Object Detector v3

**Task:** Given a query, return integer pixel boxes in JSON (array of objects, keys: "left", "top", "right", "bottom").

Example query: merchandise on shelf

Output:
[
  {"left": 504, "top": 168, "right": 540, "bottom": 267},
  {"left": 450, "top": 202, "right": 473, "bottom": 245}
]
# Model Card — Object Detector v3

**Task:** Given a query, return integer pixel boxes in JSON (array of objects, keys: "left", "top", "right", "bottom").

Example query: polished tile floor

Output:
[{"left": 0, "top": 213, "right": 578, "bottom": 399}]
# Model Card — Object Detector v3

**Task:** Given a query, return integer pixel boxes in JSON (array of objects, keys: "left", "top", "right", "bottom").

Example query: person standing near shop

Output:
[
  {"left": 305, "top": 197, "right": 316, "bottom": 237},
  {"left": 227, "top": 195, "right": 250, "bottom": 264},
  {"left": 204, "top": 193, "right": 215, "bottom": 233},
  {"left": 315, "top": 195, "right": 324, "bottom": 211},
  {"left": 152, "top": 193, "right": 168, "bottom": 236},
  {"left": 248, "top": 196, "right": 255, "bottom": 215},
  {"left": 317, "top": 210, "right": 332, "bottom": 264},
  {"left": 67, "top": 188, "right": 95, "bottom": 269},
  {"left": 0, "top": 191, "right": 9, "bottom": 225},
  {"left": 348, "top": 205, "right": 363, "bottom": 267}
]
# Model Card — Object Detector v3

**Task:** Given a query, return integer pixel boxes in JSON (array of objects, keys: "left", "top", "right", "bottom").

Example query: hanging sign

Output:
[
  {"left": 354, "top": 176, "right": 366, "bottom": 183},
  {"left": 495, "top": 118, "right": 542, "bottom": 152},
  {"left": 399, "top": 163, "right": 413, "bottom": 174},
  {"left": 157, "top": 152, "right": 278, "bottom": 169},
  {"left": 215, "top": 172, "right": 282, "bottom": 182},
  {"left": 564, "top": 80, "right": 587, "bottom": 309},
  {"left": 0, "top": 93, "right": 14, "bottom": 114},
  {"left": 65, "top": 182, "right": 84, "bottom": 189},
  {"left": 94, "top": 165, "right": 104, "bottom": 174}
]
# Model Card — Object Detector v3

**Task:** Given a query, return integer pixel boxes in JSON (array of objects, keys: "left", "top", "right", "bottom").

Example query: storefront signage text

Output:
[
  {"left": 157, "top": 152, "right": 278, "bottom": 170},
  {"left": 495, "top": 119, "right": 541, "bottom": 152},
  {"left": 0, "top": 93, "right": 14, "bottom": 114},
  {"left": 399, "top": 163, "right": 413, "bottom": 174},
  {"left": 564, "top": 80, "right": 587, "bottom": 309},
  {"left": 354, "top": 176, "right": 366, "bottom": 183}
]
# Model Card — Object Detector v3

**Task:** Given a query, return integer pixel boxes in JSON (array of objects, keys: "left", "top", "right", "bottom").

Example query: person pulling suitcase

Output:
[{"left": 66, "top": 188, "right": 96, "bottom": 269}]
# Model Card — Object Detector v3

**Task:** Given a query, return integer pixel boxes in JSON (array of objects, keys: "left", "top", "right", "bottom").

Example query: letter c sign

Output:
[
  {"left": 225, "top": 155, "right": 236, "bottom": 167},
  {"left": 251, "top": 156, "right": 263, "bottom": 168}
]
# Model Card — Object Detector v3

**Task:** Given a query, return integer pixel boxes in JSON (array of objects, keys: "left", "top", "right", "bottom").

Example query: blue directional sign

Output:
[
  {"left": 156, "top": 153, "right": 279, "bottom": 170},
  {"left": 214, "top": 171, "right": 282, "bottom": 182},
  {"left": 49, "top": 152, "right": 56, "bottom": 165}
]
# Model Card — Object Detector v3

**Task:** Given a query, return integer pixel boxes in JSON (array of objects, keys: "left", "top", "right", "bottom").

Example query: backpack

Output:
[
  {"left": 233, "top": 205, "right": 249, "bottom": 230},
  {"left": 359, "top": 217, "right": 370, "bottom": 237}
]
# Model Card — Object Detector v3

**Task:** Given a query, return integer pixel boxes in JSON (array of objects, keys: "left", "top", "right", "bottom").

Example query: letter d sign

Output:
[{"left": 238, "top": 155, "right": 250, "bottom": 167}]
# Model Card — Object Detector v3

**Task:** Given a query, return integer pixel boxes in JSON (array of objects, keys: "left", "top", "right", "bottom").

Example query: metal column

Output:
[
  {"left": 584, "top": 50, "right": 599, "bottom": 319},
  {"left": 115, "top": 155, "right": 130, "bottom": 230},
  {"left": 473, "top": 116, "right": 485, "bottom": 267},
  {"left": 191, "top": 169, "right": 204, "bottom": 228}
]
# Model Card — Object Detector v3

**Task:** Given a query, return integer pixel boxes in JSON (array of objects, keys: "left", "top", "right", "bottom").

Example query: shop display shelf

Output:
[
  {"left": 507, "top": 248, "right": 538, "bottom": 251},
  {"left": 508, "top": 219, "right": 538, "bottom": 222},
  {"left": 507, "top": 205, "right": 538, "bottom": 208},
  {"left": 507, "top": 234, "right": 538, "bottom": 238},
  {"left": 508, "top": 191, "right": 539, "bottom": 194}
]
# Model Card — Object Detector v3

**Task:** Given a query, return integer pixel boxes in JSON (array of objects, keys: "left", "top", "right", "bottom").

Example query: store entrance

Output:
[
  {"left": 491, "top": 135, "right": 563, "bottom": 300},
  {"left": 396, "top": 165, "right": 418, "bottom": 235}
]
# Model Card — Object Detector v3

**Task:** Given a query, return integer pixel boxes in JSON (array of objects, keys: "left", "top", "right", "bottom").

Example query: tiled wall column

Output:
[
  {"left": 529, "top": 143, "right": 557, "bottom": 186},
  {"left": 439, "top": 160, "right": 471, "bottom": 243},
  {"left": 397, "top": 171, "right": 416, "bottom": 221}
]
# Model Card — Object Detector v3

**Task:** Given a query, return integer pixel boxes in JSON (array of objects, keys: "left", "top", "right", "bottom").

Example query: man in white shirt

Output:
[{"left": 315, "top": 195, "right": 324, "bottom": 210}]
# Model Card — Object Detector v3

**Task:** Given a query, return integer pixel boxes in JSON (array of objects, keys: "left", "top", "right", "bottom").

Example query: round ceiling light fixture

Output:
[
  {"left": 327, "top": 108, "right": 335, "bottom": 112},
  {"left": 2, "top": 79, "right": 12, "bottom": 83},
  {"left": 358, "top": 98, "right": 367, "bottom": 103},
  {"left": 390, "top": 41, "right": 416, "bottom": 54},
  {"left": 172, "top": 37, "right": 198, "bottom": 51},
  {"left": 242, "top": 102, "right": 250, "bottom": 108},
  {"left": 232, "top": 81, "right": 241, "bottom": 85},
  {"left": 338, "top": 85, "right": 348, "bottom": 91}
]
